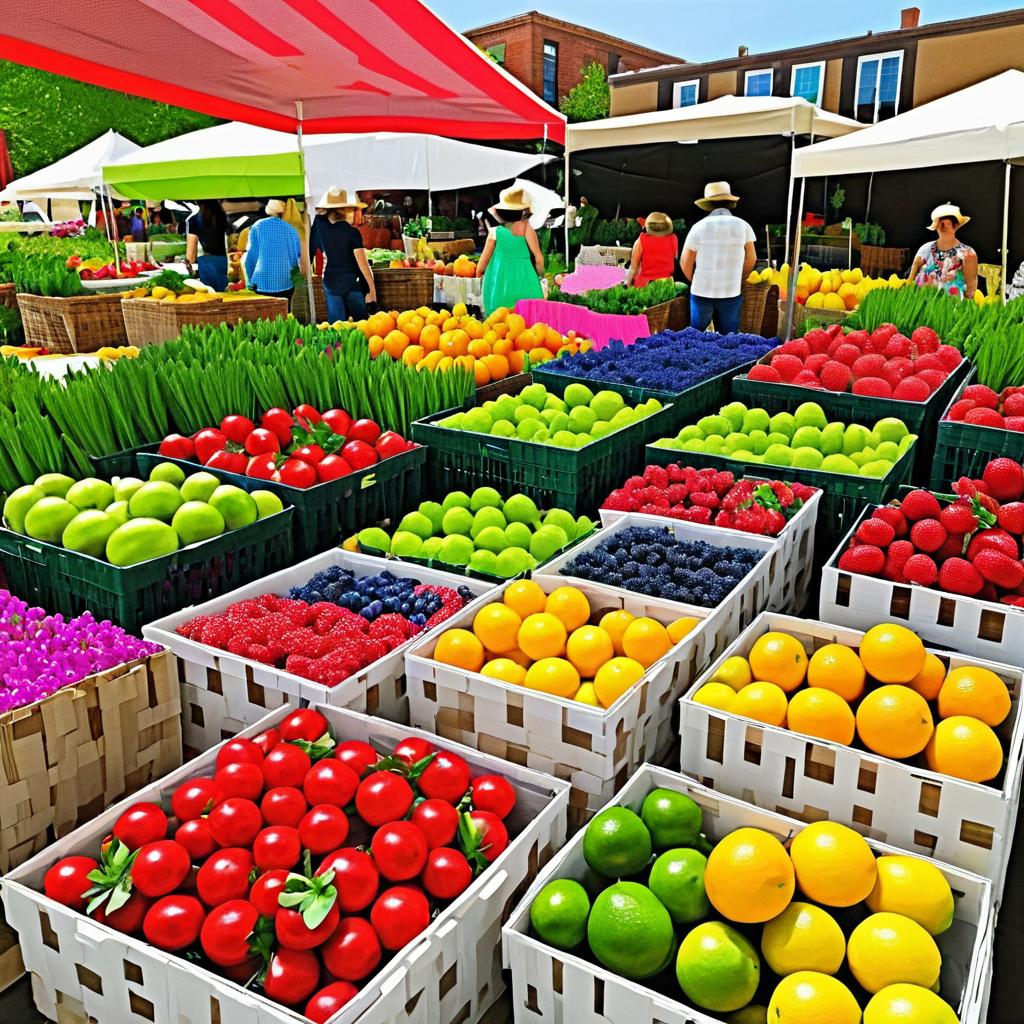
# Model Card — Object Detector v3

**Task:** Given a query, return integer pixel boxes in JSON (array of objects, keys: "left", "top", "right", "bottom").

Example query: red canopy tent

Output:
[{"left": 0, "top": 0, "right": 565, "bottom": 143}]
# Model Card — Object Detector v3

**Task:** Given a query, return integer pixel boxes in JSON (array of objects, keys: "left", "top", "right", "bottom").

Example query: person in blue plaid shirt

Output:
[{"left": 244, "top": 200, "right": 304, "bottom": 305}]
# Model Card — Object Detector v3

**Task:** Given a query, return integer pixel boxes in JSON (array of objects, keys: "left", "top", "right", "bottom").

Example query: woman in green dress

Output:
[{"left": 477, "top": 187, "right": 545, "bottom": 315}]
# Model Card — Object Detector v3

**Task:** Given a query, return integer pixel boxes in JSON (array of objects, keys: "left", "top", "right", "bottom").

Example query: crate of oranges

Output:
[
  {"left": 678, "top": 613, "right": 1024, "bottom": 890},
  {"left": 504, "top": 763, "right": 993, "bottom": 1024}
]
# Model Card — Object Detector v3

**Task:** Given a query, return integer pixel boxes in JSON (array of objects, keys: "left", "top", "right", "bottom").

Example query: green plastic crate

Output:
[
  {"left": 0, "top": 507, "right": 294, "bottom": 634},
  {"left": 411, "top": 377, "right": 677, "bottom": 517},
  {"left": 90, "top": 443, "right": 155, "bottom": 479}
]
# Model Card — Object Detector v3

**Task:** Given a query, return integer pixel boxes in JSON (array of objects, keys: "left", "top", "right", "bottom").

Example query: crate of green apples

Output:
[{"left": 0, "top": 461, "right": 294, "bottom": 632}]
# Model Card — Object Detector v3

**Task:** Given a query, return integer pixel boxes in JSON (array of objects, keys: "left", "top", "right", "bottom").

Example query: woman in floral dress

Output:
[{"left": 909, "top": 203, "right": 978, "bottom": 299}]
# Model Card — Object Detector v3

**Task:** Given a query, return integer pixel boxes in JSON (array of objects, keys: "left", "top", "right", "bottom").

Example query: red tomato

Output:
[
  {"left": 159, "top": 434, "right": 195, "bottom": 460},
  {"left": 275, "top": 904, "right": 339, "bottom": 951},
  {"left": 321, "top": 916, "right": 381, "bottom": 982},
  {"left": 220, "top": 415, "right": 255, "bottom": 444},
  {"left": 292, "top": 404, "right": 322, "bottom": 427},
  {"left": 355, "top": 773, "right": 413, "bottom": 827},
  {"left": 340, "top": 440, "right": 377, "bottom": 470},
  {"left": 316, "top": 848, "right": 379, "bottom": 912},
  {"left": 252, "top": 728, "right": 281, "bottom": 757},
  {"left": 305, "top": 982, "right": 358, "bottom": 1023},
  {"left": 176, "top": 818, "right": 218, "bottom": 861},
  {"left": 370, "top": 821, "right": 427, "bottom": 881},
  {"left": 245, "top": 428, "right": 281, "bottom": 456},
  {"left": 92, "top": 892, "right": 150, "bottom": 934},
  {"left": 261, "top": 408, "right": 295, "bottom": 446},
  {"left": 113, "top": 802, "right": 168, "bottom": 850},
  {"left": 370, "top": 885, "right": 430, "bottom": 951},
  {"left": 410, "top": 799, "right": 459, "bottom": 849},
  {"left": 278, "top": 457, "right": 318, "bottom": 489},
  {"left": 201, "top": 899, "right": 260, "bottom": 966},
  {"left": 43, "top": 856, "right": 98, "bottom": 910},
  {"left": 196, "top": 848, "right": 254, "bottom": 906},
  {"left": 171, "top": 778, "right": 222, "bottom": 822},
  {"left": 249, "top": 869, "right": 289, "bottom": 918},
  {"left": 207, "top": 799, "right": 263, "bottom": 848},
  {"left": 262, "top": 743, "right": 311, "bottom": 789},
  {"left": 131, "top": 840, "right": 191, "bottom": 898},
  {"left": 260, "top": 786, "right": 307, "bottom": 828},
  {"left": 298, "top": 805, "right": 349, "bottom": 855},
  {"left": 418, "top": 751, "right": 470, "bottom": 804},
  {"left": 335, "top": 739, "right": 378, "bottom": 778},
  {"left": 280, "top": 709, "right": 329, "bottom": 743},
  {"left": 245, "top": 453, "right": 278, "bottom": 480},
  {"left": 347, "top": 418, "right": 381, "bottom": 445},
  {"left": 291, "top": 444, "right": 325, "bottom": 466},
  {"left": 143, "top": 895, "right": 205, "bottom": 951},
  {"left": 422, "top": 848, "right": 472, "bottom": 900},
  {"left": 207, "top": 449, "right": 248, "bottom": 474},
  {"left": 193, "top": 428, "right": 227, "bottom": 464},
  {"left": 264, "top": 947, "right": 320, "bottom": 1006},
  {"left": 253, "top": 826, "right": 302, "bottom": 872},
  {"left": 392, "top": 737, "right": 434, "bottom": 765},
  {"left": 466, "top": 810, "right": 509, "bottom": 862},
  {"left": 316, "top": 454, "right": 353, "bottom": 482},
  {"left": 470, "top": 775, "right": 516, "bottom": 819},
  {"left": 215, "top": 761, "right": 265, "bottom": 801},
  {"left": 215, "top": 738, "right": 264, "bottom": 771},
  {"left": 375, "top": 431, "right": 410, "bottom": 459},
  {"left": 221, "top": 955, "right": 262, "bottom": 985},
  {"left": 303, "top": 759, "right": 359, "bottom": 808},
  {"left": 320, "top": 408, "right": 351, "bottom": 436}
]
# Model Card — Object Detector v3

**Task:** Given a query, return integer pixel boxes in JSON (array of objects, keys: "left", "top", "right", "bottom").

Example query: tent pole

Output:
[
  {"left": 104, "top": 187, "right": 121, "bottom": 273},
  {"left": 563, "top": 143, "right": 570, "bottom": 263},
  {"left": 784, "top": 177, "right": 806, "bottom": 342},
  {"left": 784, "top": 108, "right": 796, "bottom": 268},
  {"left": 1002, "top": 161, "right": 1011, "bottom": 304},
  {"left": 295, "top": 101, "right": 318, "bottom": 323}
]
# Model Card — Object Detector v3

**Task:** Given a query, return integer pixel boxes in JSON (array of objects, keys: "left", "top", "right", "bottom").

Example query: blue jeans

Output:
[
  {"left": 323, "top": 283, "right": 367, "bottom": 323},
  {"left": 690, "top": 293, "right": 742, "bottom": 335},
  {"left": 196, "top": 255, "right": 228, "bottom": 292}
]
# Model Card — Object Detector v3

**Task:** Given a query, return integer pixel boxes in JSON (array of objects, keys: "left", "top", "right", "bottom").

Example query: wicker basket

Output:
[
  {"left": 374, "top": 268, "right": 434, "bottom": 310},
  {"left": 645, "top": 294, "right": 689, "bottom": 333},
  {"left": 860, "top": 244, "right": 909, "bottom": 277},
  {"left": 16, "top": 293, "right": 127, "bottom": 354},
  {"left": 0, "top": 284, "right": 15, "bottom": 310},
  {"left": 779, "top": 299, "right": 852, "bottom": 333},
  {"left": 121, "top": 296, "right": 289, "bottom": 346},
  {"left": 291, "top": 275, "right": 328, "bottom": 325},
  {"left": 739, "top": 279, "right": 774, "bottom": 335}
]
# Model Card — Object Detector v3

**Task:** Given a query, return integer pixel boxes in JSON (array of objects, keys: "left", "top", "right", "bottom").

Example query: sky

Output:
[{"left": 431, "top": 0, "right": 1020, "bottom": 62}]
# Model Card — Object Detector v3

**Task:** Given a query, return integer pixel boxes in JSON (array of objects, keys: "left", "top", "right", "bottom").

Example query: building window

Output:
[
  {"left": 542, "top": 41, "right": 558, "bottom": 104},
  {"left": 486, "top": 42, "right": 506, "bottom": 66},
  {"left": 791, "top": 61, "right": 825, "bottom": 105},
  {"left": 672, "top": 80, "right": 699, "bottom": 108},
  {"left": 856, "top": 51, "right": 904, "bottom": 122},
  {"left": 745, "top": 69, "right": 773, "bottom": 97},
  {"left": 608, "top": 51, "right": 621, "bottom": 76}
]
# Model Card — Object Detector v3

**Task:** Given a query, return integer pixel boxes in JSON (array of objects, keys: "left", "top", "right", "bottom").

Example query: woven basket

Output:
[
  {"left": 860, "top": 244, "right": 909, "bottom": 277},
  {"left": 0, "top": 283, "right": 16, "bottom": 310},
  {"left": 121, "top": 296, "right": 289, "bottom": 346},
  {"left": 291, "top": 275, "right": 328, "bottom": 325},
  {"left": 779, "top": 299, "right": 852, "bottom": 333},
  {"left": 645, "top": 295, "right": 689, "bottom": 334},
  {"left": 740, "top": 279, "right": 773, "bottom": 335},
  {"left": 17, "top": 293, "right": 127, "bottom": 354},
  {"left": 375, "top": 268, "right": 434, "bottom": 311}
]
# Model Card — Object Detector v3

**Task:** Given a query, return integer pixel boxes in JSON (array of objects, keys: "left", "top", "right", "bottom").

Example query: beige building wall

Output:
[
  {"left": 822, "top": 59, "right": 843, "bottom": 112},
  {"left": 915, "top": 26, "right": 1024, "bottom": 105},
  {"left": 707, "top": 71, "right": 738, "bottom": 99},
  {"left": 610, "top": 80, "right": 659, "bottom": 115}
]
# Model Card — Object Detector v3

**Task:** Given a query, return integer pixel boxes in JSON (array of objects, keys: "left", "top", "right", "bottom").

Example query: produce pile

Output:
[
  {"left": 529, "top": 789, "right": 961, "bottom": 1022},
  {"left": 653, "top": 400, "right": 916, "bottom": 477},
  {"left": 548, "top": 278, "right": 686, "bottom": 316},
  {"left": 67, "top": 255, "right": 158, "bottom": 280},
  {"left": 755, "top": 263, "right": 907, "bottom": 310},
  {"left": 0, "top": 589, "right": 162, "bottom": 712},
  {"left": 944, "top": 382, "right": 1024, "bottom": 433},
  {"left": 602, "top": 465, "right": 817, "bottom": 535},
  {"left": 40, "top": 711, "right": 521, "bottom": 1021},
  {"left": 429, "top": 579, "right": 698, "bottom": 707},
  {"left": 837, "top": 458, "right": 1024, "bottom": 606},
  {"left": 1, "top": 343, "right": 140, "bottom": 361},
  {"left": 692, "top": 623, "right": 1008, "bottom": 782},
  {"left": 536, "top": 329, "right": 775, "bottom": 393}
]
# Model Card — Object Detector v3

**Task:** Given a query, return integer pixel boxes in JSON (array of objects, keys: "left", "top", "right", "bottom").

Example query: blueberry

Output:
[
  {"left": 400, "top": 602, "right": 412, "bottom": 615},
  {"left": 411, "top": 613, "right": 427, "bottom": 626}
]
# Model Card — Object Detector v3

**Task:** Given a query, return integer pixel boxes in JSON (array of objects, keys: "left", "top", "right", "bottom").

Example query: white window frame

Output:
[
  {"left": 744, "top": 68, "right": 773, "bottom": 97},
  {"left": 855, "top": 50, "right": 905, "bottom": 122},
  {"left": 790, "top": 60, "right": 825, "bottom": 105},
  {"left": 672, "top": 79, "right": 700, "bottom": 108}
]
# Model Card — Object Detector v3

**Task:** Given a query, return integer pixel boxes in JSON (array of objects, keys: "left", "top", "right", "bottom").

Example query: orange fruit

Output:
[
  {"left": 464, "top": 319, "right": 485, "bottom": 341},
  {"left": 506, "top": 313, "right": 526, "bottom": 338},
  {"left": 732, "top": 682, "right": 789, "bottom": 727},
  {"left": 433, "top": 629, "right": 485, "bottom": 672},
  {"left": 906, "top": 652, "right": 947, "bottom": 701},
  {"left": 544, "top": 326, "right": 564, "bottom": 353},
  {"left": 621, "top": 617, "right": 672, "bottom": 668},
  {"left": 748, "top": 632, "right": 808, "bottom": 692},
  {"left": 468, "top": 339, "right": 490, "bottom": 359},
  {"left": 705, "top": 827, "right": 795, "bottom": 923},
  {"left": 593, "top": 656, "right": 645, "bottom": 707},
  {"left": 472, "top": 603, "right": 522, "bottom": 654},
  {"left": 501, "top": 647, "right": 532, "bottom": 668},
  {"left": 515, "top": 329, "right": 540, "bottom": 351},
  {"left": 481, "top": 659, "right": 527, "bottom": 686},
  {"left": 436, "top": 356, "right": 454, "bottom": 373},
  {"left": 937, "top": 665, "right": 1011, "bottom": 726},
  {"left": 545, "top": 587, "right": 590, "bottom": 631},
  {"left": 400, "top": 316, "right": 423, "bottom": 342},
  {"left": 858, "top": 624, "right": 926, "bottom": 683},
  {"left": 599, "top": 609, "right": 635, "bottom": 655},
  {"left": 482, "top": 353, "right": 509, "bottom": 380},
  {"left": 508, "top": 350, "right": 527, "bottom": 374},
  {"left": 383, "top": 329, "right": 409, "bottom": 358},
  {"left": 786, "top": 688, "right": 856, "bottom": 745},
  {"left": 401, "top": 344, "right": 424, "bottom": 367},
  {"left": 503, "top": 579, "right": 547, "bottom": 618},
  {"left": 524, "top": 657, "right": 580, "bottom": 698},
  {"left": 492, "top": 323, "right": 509, "bottom": 340},
  {"left": 529, "top": 349, "right": 553, "bottom": 364},
  {"left": 807, "top": 643, "right": 865, "bottom": 702},
  {"left": 692, "top": 682, "right": 737, "bottom": 712},
  {"left": 925, "top": 716, "right": 1003, "bottom": 781},
  {"left": 473, "top": 361, "right": 491, "bottom": 386},
  {"left": 517, "top": 612, "right": 567, "bottom": 660},
  {"left": 368, "top": 335, "right": 384, "bottom": 358},
  {"left": 487, "top": 306, "right": 509, "bottom": 324},
  {"left": 566, "top": 625, "right": 615, "bottom": 677},
  {"left": 856, "top": 685, "right": 934, "bottom": 759},
  {"left": 667, "top": 616, "right": 701, "bottom": 644},
  {"left": 419, "top": 324, "right": 440, "bottom": 351},
  {"left": 789, "top": 821, "right": 877, "bottom": 907}
]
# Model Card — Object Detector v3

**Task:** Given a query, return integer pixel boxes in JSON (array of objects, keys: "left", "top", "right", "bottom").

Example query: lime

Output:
[
  {"left": 2, "top": 484, "right": 44, "bottom": 533},
  {"left": 793, "top": 402, "right": 827, "bottom": 431},
  {"left": 820, "top": 422, "right": 845, "bottom": 455},
  {"left": 357, "top": 526, "right": 391, "bottom": 552},
  {"left": 495, "top": 547, "right": 534, "bottom": 577},
  {"left": 505, "top": 522, "right": 533, "bottom": 549},
  {"left": 529, "top": 524, "right": 568, "bottom": 563},
  {"left": 442, "top": 506, "right": 473, "bottom": 535},
  {"left": 742, "top": 408, "right": 771, "bottom": 433},
  {"left": 564, "top": 383, "right": 595, "bottom": 408},
  {"left": 504, "top": 493, "right": 540, "bottom": 526},
  {"left": 516, "top": 419, "right": 543, "bottom": 441},
  {"left": 529, "top": 879, "right": 590, "bottom": 950},
  {"left": 761, "top": 902, "right": 846, "bottom": 976},
  {"left": 180, "top": 472, "right": 222, "bottom": 504},
  {"left": 587, "top": 881, "right": 675, "bottom": 979},
  {"left": 172, "top": 501, "right": 226, "bottom": 545},
  {"left": 398, "top": 511, "right": 434, "bottom": 539},
  {"left": 390, "top": 531, "right": 423, "bottom": 557},
  {"left": 746, "top": 430, "right": 769, "bottom": 455},
  {"left": 514, "top": 404, "right": 542, "bottom": 423},
  {"left": 112, "top": 476, "right": 145, "bottom": 503},
  {"left": 469, "top": 549, "right": 499, "bottom": 575},
  {"left": 591, "top": 390, "right": 624, "bottom": 421},
  {"left": 792, "top": 426, "right": 822, "bottom": 450},
  {"left": 875, "top": 417, "right": 909, "bottom": 444},
  {"left": 583, "top": 807, "right": 652, "bottom": 877},
  {"left": 208, "top": 485, "right": 257, "bottom": 530},
  {"left": 65, "top": 478, "right": 115, "bottom": 511},
  {"left": 569, "top": 406, "right": 597, "bottom": 433},
  {"left": 471, "top": 486, "right": 503, "bottom": 512},
  {"left": 543, "top": 508, "right": 577, "bottom": 541},
  {"left": 520, "top": 383, "right": 549, "bottom": 409},
  {"left": 417, "top": 500, "right": 445, "bottom": 533},
  {"left": 843, "top": 423, "right": 873, "bottom": 456},
  {"left": 471, "top": 506, "right": 506, "bottom": 538},
  {"left": 677, "top": 921, "right": 760, "bottom": 1012},
  {"left": 149, "top": 461, "right": 186, "bottom": 487},
  {"left": 105, "top": 500, "right": 130, "bottom": 525},
  {"left": 421, "top": 537, "right": 444, "bottom": 558},
  {"left": 727, "top": 1007, "right": 768, "bottom": 1024},
  {"left": 722, "top": 402, "right": 748, "bottom": 432},
  {"left": 474, "top": 526, "right": 508, "bottom": 553},
  {"left": 640, "top": 788, "right": 703, "bottom": 849},
  {"left": 441, "top": 491, "right": 471, "bottom": 512},
  {"left": 698, "top": 414, "right": 731, "bottom": 437},
  {"left": 763, "top": 444, "right": 793, "bottom": 467},
  {"left": 791, "top": 447, "right": 824, "bottom": 470},
  {"left": 440, "top": 535, "right": 474, "bottom": 565},
  {"left": 649, "top": 848, "right": 709, "bottom": 924},
  {"left": 678, "top": 424, "right": 705, "bottom": 442},
  {"left": 769, "top": 411, "right": 796, "bottom": 438},
  {"left": 821, "top": 454, "right": 859, "bottom": 474}
]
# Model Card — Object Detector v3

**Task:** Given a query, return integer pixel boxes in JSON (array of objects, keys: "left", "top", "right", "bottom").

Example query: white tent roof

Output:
[
  {"left": 792, "top": 70, "right": 1024, "bottom": 179},
  {"left": 0, "top": 130, "right": 139, "bottom": 200},
  {"left": 566, "top": 95, "right": 862, "bottom": 154}
]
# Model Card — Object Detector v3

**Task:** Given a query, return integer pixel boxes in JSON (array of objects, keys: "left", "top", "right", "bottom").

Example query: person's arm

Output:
[
  {"left": 186, "top": 233, "right": 198, "bottom": 269},
  {"left": 476, "top": 232, "right": 497, "bottom": 277},
  {"left": 525, "top": 224, "right": 545, "bottom": 276},
  {"left": 680, "top": 247, "right": 696, "bottom": 282},
  {"left": 963, "top": 249, "right": 979, "bottom": 298},
  {"left": 292, "top": 228, "right": 308, "bottom": 277},
  {"left": 354, "top": 248, "right": 376, "bottom": 303},
  {"left": 742, "top": 241, "right": 757, "bottom": 281},
  {"left": 626, "top": 238, "right": 642, "bottom": 286},
  {"left": 243, "top": 226, "right": 258, "bottom": 283},
  {"left": 907, "top": 255, "right": 924, "bottom": 284}
]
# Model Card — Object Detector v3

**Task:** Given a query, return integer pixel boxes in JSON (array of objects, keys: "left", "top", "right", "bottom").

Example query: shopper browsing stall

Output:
[
  {"left": 244, "top": 199, "right": 304, "bottom": 305},
  {"left": 628, "top": 212, "right": 678, "bottom": 288},
  {"left": 910, "top": 203, "right": 978, "bottom": 299},
  {"left": 186, "top": 200, "right": 229, "bottom": 292},
  {"left": 476, "top": 186, "right": 544, "bottom": 316},
  {"left": 308, "top": 187, "right": 376, "bottom": 323}
]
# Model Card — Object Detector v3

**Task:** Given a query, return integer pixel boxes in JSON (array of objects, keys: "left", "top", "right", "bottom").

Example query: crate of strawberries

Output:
[
  {"left": 1, "top": 705, "right": 570, "bottom": 1024},
  {"left": 821, "top": 457, "right": 1024, "bottom": 664}
]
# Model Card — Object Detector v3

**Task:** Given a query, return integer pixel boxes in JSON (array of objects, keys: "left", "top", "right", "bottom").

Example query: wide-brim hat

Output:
[
  {"left": 928, "top": 203, "right": 970, "bottom": 231},
  {"left": 696, "top": 181, "right": 740, "bottom": 210},
  {"left": 644, "top": 212, "right": 674, "bottom": 235},
  {"left": 265, "top": 199, "right": 286, "bottom": 216},
  {"left": 494, "top": 186, "right": 532, "bottom": 212},
  {"left": 318, "top": 187, "right": 366, "bottom": 210}
]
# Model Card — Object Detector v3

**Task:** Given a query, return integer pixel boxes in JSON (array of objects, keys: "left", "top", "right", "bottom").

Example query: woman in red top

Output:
[{"left": 628, "top": 212, "right": 678, "bottom": 288}]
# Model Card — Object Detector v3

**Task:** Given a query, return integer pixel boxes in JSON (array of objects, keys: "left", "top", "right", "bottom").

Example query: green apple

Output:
[
  {"left": 180, "top": 472, "right": 222, "bottom": 504},
  {"left": 24, "top": 497, "right": 79, "bottom": 544},
  {"left": 113, "top": 476, "right": 145, "bottom": 503},
  {"left": 208, "top": 485, "right": 258, "bottom": 530},
  {"left": 149, "top": 462, "right": 187, "bottom": 487},
  {"left": 3, "top": 484, "right": 44, "bottom": 533},
  {"left": 106, "top": 518, "right": 179, "bottom": 566},
  {"left": 251, "top": 490, "right": 285, "bottom": 519},
  {"left": 34, "top": 473, "right": 75, "bottom": 498},
  {"left": 62, "top": 510, "right": 118, "bottom": 558},
  {"left": 172, "top": 501, "right": 226, "bottom": 545},
  {"left": 128, "top": 481, "right": 183, "bottom": 522},
  {"left": 66, "top": 477, "right": 115, "bottom": 511}
]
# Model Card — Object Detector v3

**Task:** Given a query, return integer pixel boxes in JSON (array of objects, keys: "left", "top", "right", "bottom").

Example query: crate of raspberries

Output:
[
  {"left": 144, "top": 551, "right": 492, "bottom": 751},
  {"left": 821, "top": 457, "right": 1024, "bottom": 664},
  {"left": 2, "top": 705, "right": 570, "bottom": 1024}
]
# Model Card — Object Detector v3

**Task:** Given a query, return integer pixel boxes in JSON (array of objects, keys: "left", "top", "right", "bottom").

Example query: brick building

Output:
[{"left": 465, "top": 11, "right": 681, "bottom": 107}]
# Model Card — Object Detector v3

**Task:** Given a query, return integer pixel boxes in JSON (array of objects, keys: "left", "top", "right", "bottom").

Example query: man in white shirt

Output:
[{"left": 680, "top": 182, "right": 757, "bottom": 335}]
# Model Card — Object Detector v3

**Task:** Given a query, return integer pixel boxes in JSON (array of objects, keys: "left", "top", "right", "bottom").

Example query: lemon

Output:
[
  {"left": 472, "top": 603, "right": 522, "bottom": 654},
  {"left": 864, "top": 983, "right": 961, "bottom": 1024},
  {"left": 713, "top": 655, "right": 753, "bottom": 692},
  {"left": 593, "top": 656, "right": 645, "bottom": 708},
  {"left": 768, "top": 972, "right": 861, "bottom": 1024},
  {"left": 503, "top": 579, "right": 547, "bottom": 618},
  {"left": 524, "top": 657, "right": 580, "bottom": 698},
  {"left": 599, "top": 609, "right": 635, "bottom": 655},
  {"left": 866, "top": 856, "right": 954, "bottom": 935},
  {"left": 545, "top": 586, "right": 590, "bottom": 631},
  {"left": 518, "top": 612, "right": 567, "bottom": 660},
  {"left": 789, "top": 820, "right": 877, "bottom": 907},
  {"left": 566, "top": 625, "right": 615, "bottom": 677},
  {"left": 692, "top": 682, "right": 738, "bottom": 712},
  {"left": 732, "top": 681, "right": 788, "bottom": 726},
  {"left": 749, "top": 632, "right": 808, "bottom": 692},
  {"left": 622, "top": 617, "right": 672, "bottom": 668},
  {"left": 574, "top": 682, "right": 600, "bottom": 705},
  {"left": 668, "top": 615, "right": 701, "bottom": 643},
  {"left": 847, "top": 913, "right": 942, "bottom": 993},
  {"left": 761, "top": 902, "right": 845, "bottom": 976},
  {"left": 480, "top": 658, "right": 528, "bottom": 685}
]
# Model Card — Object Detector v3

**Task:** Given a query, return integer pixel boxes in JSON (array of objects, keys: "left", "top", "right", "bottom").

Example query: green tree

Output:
[
  {"left": 0, "top": 62, "right": 218, "bottom": 177},
  {"left": 559, "top": 62, "right": 610, "bottom": 123}
]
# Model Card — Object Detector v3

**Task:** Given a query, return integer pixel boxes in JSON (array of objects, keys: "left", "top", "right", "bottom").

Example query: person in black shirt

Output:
[
  {"left": 309, "top": 187, "right": 376, "bottom": 323},
  {"left": 186, "top": 200, "right": 229, "bottom": 291}
]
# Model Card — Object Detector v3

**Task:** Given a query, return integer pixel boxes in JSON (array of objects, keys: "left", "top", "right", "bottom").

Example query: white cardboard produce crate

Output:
[
  {"left": 503, "top": 764, "right": 995, "bottom": 1024},
  {"left": 143, "top": 549, "right": 496, "bottom": 752},
  {"left": 820, "top": 503, "right": 1024, "bottom": 665},
  {"left": 2, "top": 704, "right": 570, "bottom": 1024},
  {"left": 600, "top": 483, "right": 820, "bottom": 614},
  {"left": 678, "top": 612, "right": 1024, "bottom": 899}
]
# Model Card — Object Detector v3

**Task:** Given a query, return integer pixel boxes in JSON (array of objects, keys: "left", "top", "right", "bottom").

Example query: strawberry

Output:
[
  {"left": 903, "top": 553, "right": 938, "bottom": 586},
  {"left": 838, "top": 544, "right": 885, "bottom": 575},
  {"left": 910, "top": 519, "right": 947, "bottom": 553},
  {"left": 803, "top": 328, "right": 831, "bottom": 353},
  {"left": 912, "top": 352, "right": 944, "bottom": 373},
  {"left": 883, "top": 336, "right": 912, "bottom": 359},
  {"left": 978, "top": 582, "right": 1000, "bottom": 603},
  {"left": 963, "top": 384, "right": 1000, "bottom": 408},
  {"left": 805, "top": 353, "right": 830, "bottom": 374},
  {"left": 917, "top": 369, "right": 948, "bottom": 392},
  {"left": 852, "top": 377, "right": 893, "bottom": 398},
  {"left": 947, "top": 399, "right": 977, "bottom": 421},
  {"left": 893, "top": 377, "right": 931, "bottom": 402},
  {"left": 972, "top": 548, "right": 1024, "bottom": 589},
  {"left": 997, "top": 502, "right": 1024, "bottom": 535},
  {"left": 770, "top": 354, "right": 804, "bottom": 382},
  {"left": 937, "top": 533, "right": 967, "bottom": 560},
  {"left": 793, "top": 370, "right": 822, "bottom": 388},
  {"left": 1001, "top": 596, "right": 1024, "bottom": 607},
  {"left": 911, "top": 326, "right": 940, "bottom": 353},
  {"left": 856, "top": 518, "right": 896, "bottom": 547},
  {"left": 935, "top": 345, "right": 963, "bottom": 370},
  {"left": 967, "top": 528, "right": 1019, "bottom": 560},
  {"left": 748, "top": 364, "right": 782, "bottom": 383},
  {"left": 884, "top": 540, "right": 915, "bottom": 581},
  {"left": 776, "top": 339, "right": 810, "bottom": 359},
  {"left": 963, "top": 408, "right": 1005, "bottom": 428},
  {"left": 833, "top": 343, "right": 862, "bottom": 367},
  {"left": 873, "top": 506, "right": 908, "bottom": 537},
  {"left": 900, "top": 490, "right": 942, "bottom": 521},
  {"left": 982, "top": 457, "right": 1024, "bottom": 501},
  {"left": 938, "top": 557, "right": 984, "bottom": 596},
  {"left": 1005, "top": 417, "right": 1024, "bottom": 432},
  {"left": 939, "top": 502, "right": 978, "bottom": 535},
  {"left": 1003, "top": 393, "right": 1024, "bottom": 417},
  {"left": 819, "top": 361, "right": 851, "bottom": 392},
  {"left": 852, "top": 354, "right": 886, "bottom": 380}
]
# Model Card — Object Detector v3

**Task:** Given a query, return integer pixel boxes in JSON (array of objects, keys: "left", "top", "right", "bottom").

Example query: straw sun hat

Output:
[
  {"left": 928, "top": 203, "right": 970, "bottom": 231},
  {"left": 494, "top": 186, "right": 532, "bottom": 211},
  {"left": 265, "top": 199, "right": 286, "bottom": 216},
  {"left": 644, "top": 212, "right": 674, "bottom": 235},
  {"left": 696, "top": 181, "right": 740, "bottom": 210},
  {"left": 318, "top": 187, "right": 366, "bottom": 210}
]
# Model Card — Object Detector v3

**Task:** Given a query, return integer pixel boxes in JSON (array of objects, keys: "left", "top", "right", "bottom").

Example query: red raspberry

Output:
[
  {"left": 748, "top": 364, "right": 782, "bottom": 383},
  {"left": 770, "top": 354, "right": 804, "bottom": 382},
  {"left": 982, "top": 457, "right": 1024, "bottom": 501},
  {"left": 903, "top": 553, "right": 938, "bottom": 586},
  {"left": 910, "top": 519, "right": 947, "bottom": 553},
  {"left": 819, "top": 360, "right": 851, "bottom": 392},
  {"left": 939, "top": 502, "right": 978, "bottom": 535},
  {"left": 947, "top": 399, "right": 977, "bottom": 422},
  {"left": 972, "top": 549, "right": 1024, "bottom": 589},
  {"left": 793, "top": 371, "right": 822, "bottom": 388},
  {"left": 900, "top": 490, "right": 942, "bottom": 521},
  {"left": 622, "top": 475, "right": 645, "bottom": 492},
  {"left": 938, "top": 557, "right": 984, "bottom": 596},
  {"left": 803, "top": 328, "right": 831, "bottom": 354},
  {"left": 601, "top": 491, "right": 635, "bottom": 512},
  {"left": 963, "top": 384, "right": 1000, "bottom": 408},
  {"left": 936, "top": 346, "right": 963, "bottom": 370},
  {"left": 643, "top": 465, "right": 669, "bottom": 488},
  {"left": 893, "top": 377, "right": 931, "bottom": 402},
  {"left": 856, "top": 518, "right": 896, "bottom": 547},
  {"left": 838, "top": 544, "right": 885, "bottom": 575},
  {"left": 852, "top": 377, "right": 893, "bottom": 398}
]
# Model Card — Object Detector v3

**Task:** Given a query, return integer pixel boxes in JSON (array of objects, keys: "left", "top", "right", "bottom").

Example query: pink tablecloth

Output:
[
  {"left": 557, "top": 264, "right": 626, "bottom": 294},
  {"left": 513, "top": 298, "right": 650, "bottom": 349}
]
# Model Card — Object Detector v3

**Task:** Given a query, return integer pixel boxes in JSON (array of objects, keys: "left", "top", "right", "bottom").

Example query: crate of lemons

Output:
[
  {"left": 526, "top": 783, "right": 969, "bottom": 1023},
  {"left": 752, "top": 265, "right": 907, "bottom": 312}
]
